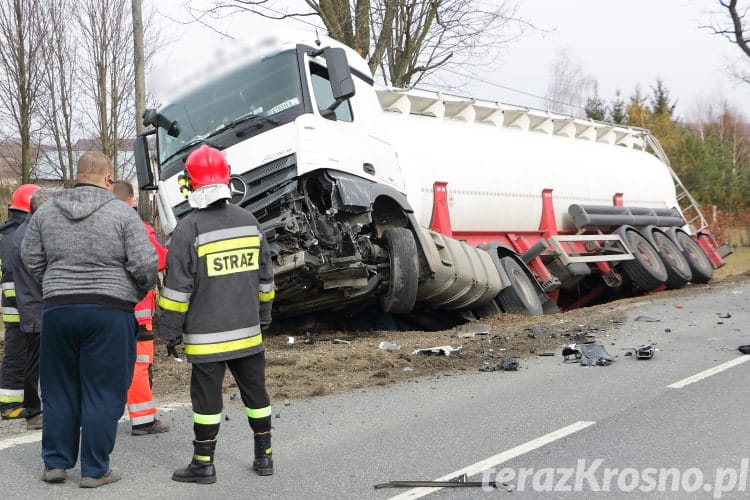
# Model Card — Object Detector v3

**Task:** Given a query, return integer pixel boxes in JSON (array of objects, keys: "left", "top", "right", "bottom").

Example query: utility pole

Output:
[{"left": 131, "top": 0, "right": 153, "bottom": 224}]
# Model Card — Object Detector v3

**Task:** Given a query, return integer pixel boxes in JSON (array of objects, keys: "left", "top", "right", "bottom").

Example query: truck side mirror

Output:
[
  {"left": 142, "top": 108, "right": 181, "bottom": 137},
  {"left": 134, "top": 134, "right": 157, "bottom": 190},
  {"left": 324, "top": 47, "right": 355, "bottom": 102}
]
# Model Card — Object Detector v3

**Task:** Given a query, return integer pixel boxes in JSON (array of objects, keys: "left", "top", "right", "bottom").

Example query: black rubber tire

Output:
[
  {"left": 653, "top": 231, "right": 692, "bottom": 289},
  {"left": 675, "top": 231, "right": 713, "bottom": 283},
  {"left": 380, "top": 227, "right": 419, "bottom": 314},
  {"left": 620, "top": 229, "right": 668, "bottom": 291},
  {"left": 495, "top": 257, "right": 543, "bottom": 316}
]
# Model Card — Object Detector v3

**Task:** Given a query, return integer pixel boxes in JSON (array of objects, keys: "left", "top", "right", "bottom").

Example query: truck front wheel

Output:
[{"left": 380, "top": 227, "right": 418, "bottom": 314}]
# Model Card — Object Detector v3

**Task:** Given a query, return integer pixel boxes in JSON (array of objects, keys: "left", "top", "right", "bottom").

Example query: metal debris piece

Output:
[
  {"left": 412, "top": 345, "right": 463, "bottom": 356},
  {"left": 634, "top": 315, "right": 660, "bottom": 322},
  {"left": 537, "top": 352, "right": 555, "bottom": 357},
  {"left": 378, "top": 341, "right": 401, "bottom": 351},
  {"left": 332, "top": 338, "right": 351, "bottom": 345}
]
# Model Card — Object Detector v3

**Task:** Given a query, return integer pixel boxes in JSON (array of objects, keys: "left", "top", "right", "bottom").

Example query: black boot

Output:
[
  {"left": 253, "top": 432, "right": 273, "bottom": 476},
  {"left": 172, "top": 439, "right": 217, "bottom": 484}
]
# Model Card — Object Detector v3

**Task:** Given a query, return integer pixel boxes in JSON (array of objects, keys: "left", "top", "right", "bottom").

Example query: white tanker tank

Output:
[{"left": 376, "top": 87, "right": 680, "bottom": 234}]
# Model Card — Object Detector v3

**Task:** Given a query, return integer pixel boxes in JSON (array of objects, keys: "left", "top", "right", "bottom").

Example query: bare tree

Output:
[
  {"left": 543, "top": 48, "right": 597, "bottom": 117},
  {"left": 0, "top": 0, "right": 46, "bottom": 182},
  {"left": 40, "top": 0, "right": 78, "bottom": 186},
  {"left": 78, "top": 0, "right": 136, "bottom": 179},
  {"left": 703, "top": 0, "right": 750, "bottom": 84},
  {"left": 184, "top": 0, "right": 528, "bottom": 88}
]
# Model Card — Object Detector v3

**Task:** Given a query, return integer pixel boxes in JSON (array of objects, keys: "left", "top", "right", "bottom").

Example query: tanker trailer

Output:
[{"left": 134, "top": 31, "right": 728, "bottom": 326}]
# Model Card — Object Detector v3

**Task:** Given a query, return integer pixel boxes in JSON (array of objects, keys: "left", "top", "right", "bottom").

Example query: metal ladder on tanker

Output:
[{"left": 643, "top": 133, "right": 708, "bottom": 232}]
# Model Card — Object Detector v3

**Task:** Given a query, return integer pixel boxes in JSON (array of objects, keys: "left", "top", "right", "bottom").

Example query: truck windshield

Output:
[{"left": 157, "top": 49, "right": 303, "bottom": 164}]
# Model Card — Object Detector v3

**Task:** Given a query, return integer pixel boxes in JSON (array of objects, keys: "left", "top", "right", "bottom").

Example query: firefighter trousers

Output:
[
  {"left": 190, "top": 351, "right": 271, "bottom": 441},
  {"left": 0, "top": 325, "right": 26, "bottom": 410},
  {"left": 126, "top": 339, "right": 156, "bottom": 427}
]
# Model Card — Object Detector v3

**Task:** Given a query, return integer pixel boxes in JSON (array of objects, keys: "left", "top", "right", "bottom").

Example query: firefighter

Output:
[
  {"left": 112, "top": 180, "right": 170, "bottom": 436},
  {"left": 158, "top": 145, "right": 275, "bottom": 484},
  {"left": 0, "top": 183, "right": 39, "bottom": 420}
]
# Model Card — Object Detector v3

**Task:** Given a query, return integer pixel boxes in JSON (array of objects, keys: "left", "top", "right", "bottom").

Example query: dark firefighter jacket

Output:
[
  {"left": 0, "top": 210, "right": 28, "bottom": 327},
  {"left": 158, "top": 202, "right": 274, "bottom": 363}
]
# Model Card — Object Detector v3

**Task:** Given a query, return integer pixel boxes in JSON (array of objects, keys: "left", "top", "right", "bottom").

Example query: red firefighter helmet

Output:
[
  {"left": 183, "top": 145, "right": 230, "bottom": 190},
  {"left": 9, "top": 184, "right": 40, "bottom": 212}
]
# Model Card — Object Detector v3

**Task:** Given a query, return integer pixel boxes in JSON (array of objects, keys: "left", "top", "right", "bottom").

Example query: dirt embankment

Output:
[{"left": 152, "top": 265, "right": 750, "bottom": 403}]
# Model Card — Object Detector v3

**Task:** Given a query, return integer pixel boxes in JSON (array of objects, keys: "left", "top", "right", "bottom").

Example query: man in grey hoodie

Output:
[{"left": 22, "top": 152, "right": 158, "bottom": 488}]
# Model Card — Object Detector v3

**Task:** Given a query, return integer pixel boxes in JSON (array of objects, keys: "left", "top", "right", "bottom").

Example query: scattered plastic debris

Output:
[
  {"left": 739, "top": 345, "right": 750, "bottom": 355},
  {"left": 537, "top": 352, "right": 555, "bottom": 357},
  {"left": 579, "top": 344, "right": 615, "bottom": 366},
  {"left": 717, "top": 312, "right": 732, "bottom": 319},
  {"left": 635, "top": 344, "right": 655, "bottom": 359},
  {"left": 378, "top": 341, "right": 401, "bottom": 351},
  {"left": 333, "top": 338, "right": 352, "bottom": 345},
  {"left": 664, "top": 328, "right": 672, "bottom": 333},
  {"left": 304, "top": 333, "right": 316, "bottom": 344},
  {"left": 412, "top": 345, "right": 463, "bottom": 356},
  {"left": 286, "top": 336, "right": 295, "bottom": 345},
  {"left": 562, "top": 343, "right": 581, "bottom": 361},
  {"left": 634, "top": 315, "right": 660, "bottom": 322},
  {"left": 479, "top": 356, "right": 518, "bottom": 372},
  {"left": 403, "top": 367, "right": 413, "bottom": 372},
  {"left": 675, "top": 304, "right": 683, "bottom": 309}
]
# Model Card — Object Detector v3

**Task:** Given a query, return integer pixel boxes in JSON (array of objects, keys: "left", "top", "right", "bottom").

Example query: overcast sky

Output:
[{"left": 151, "top": 0, "right": 750, "bottom": 121}]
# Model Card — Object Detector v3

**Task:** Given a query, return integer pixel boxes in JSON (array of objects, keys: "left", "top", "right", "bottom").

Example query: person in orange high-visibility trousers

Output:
[{"left": 113, "top": 181, "right": 170, "bottom": 436}]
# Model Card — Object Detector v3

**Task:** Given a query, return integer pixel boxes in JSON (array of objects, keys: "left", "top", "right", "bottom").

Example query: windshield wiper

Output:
[
  {"left": 227, "top": 112, "right": 279, "bottom": 133},
  {"left": 162, "top": 137, "right": 218, "bottom": 165},
  {"left": 162, "top": 114, "right": 279, "bottom": 165}
]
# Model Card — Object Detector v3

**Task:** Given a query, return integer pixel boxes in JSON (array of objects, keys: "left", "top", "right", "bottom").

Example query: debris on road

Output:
[
  {"left": 717, "top": 312, "right": 732, "bottom": 319},
  {"left": 738, "top": 345, "right": 750, "bottom": 355},
  {"left": 332, "top": 338, "right": 352, "bottom": 345},
  {"left": 562, "top": 343, "right": 581, "bottom": 361},
  {"left": 634, "top": 344, "right": 656, "bottom": 359},
  {"left": 537, "top": 352, "right": 555, "bottom": 357},
  {"left": 634, "top": 315, "right": 660, "bottom": 322},
  {"left": 286, "top": 336, "right": 295, "bottom": 345},
  {"left": 479, "top": 356, "right": 519, "bottom": 372},
  {"left": 304, "top": 333, "right": 316, "bottom": 344},
  {"left": 374, "top": 474, "right": 512, "bottom": 491},
  {"left": 579, "top": 343, "right": 615, "bottom": 366},
  {"left": 378, "top": 341, "right": 401, "bottom": 351},
  {"left": 412, "top": 345, "right": 463, "bottom": 356}
]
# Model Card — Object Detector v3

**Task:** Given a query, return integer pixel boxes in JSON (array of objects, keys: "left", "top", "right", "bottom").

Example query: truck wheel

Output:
[
  {"left": 653, "top": 231, "right": 692, "bottom": 289},
  {"left": 675, "top": 231, "right": 713, "bottom": 283},
  {"left": 620, "top": 229, "right": 668, "bottom": 291},
  {"left": 495, "top": 257, "right": 543, "bottom": 316},
  {"left": 380, "top": 227, "right": 418, "bottom": 314}
]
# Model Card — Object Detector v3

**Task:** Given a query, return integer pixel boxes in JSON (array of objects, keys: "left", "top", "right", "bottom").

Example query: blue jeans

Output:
[{"left": 40, "top": 304, "right": 136, "bottom": 478}]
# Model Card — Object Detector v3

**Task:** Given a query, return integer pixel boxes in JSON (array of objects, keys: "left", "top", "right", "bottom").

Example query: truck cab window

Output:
[{"left": 310, "top": 63, "right": 353, "bottom": 122}]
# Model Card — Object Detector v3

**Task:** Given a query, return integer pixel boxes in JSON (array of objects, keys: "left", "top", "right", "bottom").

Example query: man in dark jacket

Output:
[
  {"left": 22, "top": 152, "right": 157, "bottom": 488},
  {"left": 10, "top": 188, "right": 54, "bottom": 430},
  {"left": 158, "top": 145, "right": 275, "bottom": 484},
  {"left": 0, "top": 183, "right": 39, "bottom": 420}
]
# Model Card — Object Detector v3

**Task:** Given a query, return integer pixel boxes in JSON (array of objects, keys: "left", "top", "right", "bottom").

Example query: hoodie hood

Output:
[{"left": 53, "top": 185, "right": 117, "bottom": 221}]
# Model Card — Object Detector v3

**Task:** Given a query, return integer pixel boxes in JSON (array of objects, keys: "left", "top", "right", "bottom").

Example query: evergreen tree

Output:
[{"left": 609, "top": 90, "right": 626, "bottom": 124}]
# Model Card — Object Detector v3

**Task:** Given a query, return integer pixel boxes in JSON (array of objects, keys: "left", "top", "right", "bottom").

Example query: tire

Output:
[
  {"left": 675, "top": 231, "right": 713, "bottom": 283},
  {"left": 495, "top": 257, "right": 543, "bottom": 316},
  {"left": 380, "top": 227, "right": 419, "bottom": 314},
  {"left": 620, "top": 229, "right": 668, "bottom": 291},
  {"left": 653, "top": 231, "right": 692, "bottom": 289}
]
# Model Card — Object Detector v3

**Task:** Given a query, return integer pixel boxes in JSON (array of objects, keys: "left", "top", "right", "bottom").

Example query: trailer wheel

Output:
[
  {"left": 675, "top": 231, "right": 713, "bottom": 283},
  {"left": 653, "top": 231, "right": 692, "bottom": 289},
  {"left": 495, "top": 257, "right": 543, "bottom": 316},
  {"left": 620, "top": 229, "right": 668, "bottom": 291},
  {"left": 380, "top": 227, "right": 418, "bottom": 314}
]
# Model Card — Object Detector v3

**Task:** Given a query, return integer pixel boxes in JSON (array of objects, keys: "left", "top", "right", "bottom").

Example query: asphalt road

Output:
[{"left": 2, "top": 279, "right": 750, "bottom": 499}]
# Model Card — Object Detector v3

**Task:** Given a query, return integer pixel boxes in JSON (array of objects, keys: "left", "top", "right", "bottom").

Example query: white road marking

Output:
[
  {"left": 0, "top": 430, "right": 41, "bottom": 451},
  {"left": 387, "top": 420, "right": 596, "bottom": 500},
  {"left": 667, "top": 356, "right": 750, "bottom": 389},
  {"left": 0, "top": 403, "right": 191, "bottom": 450}
]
